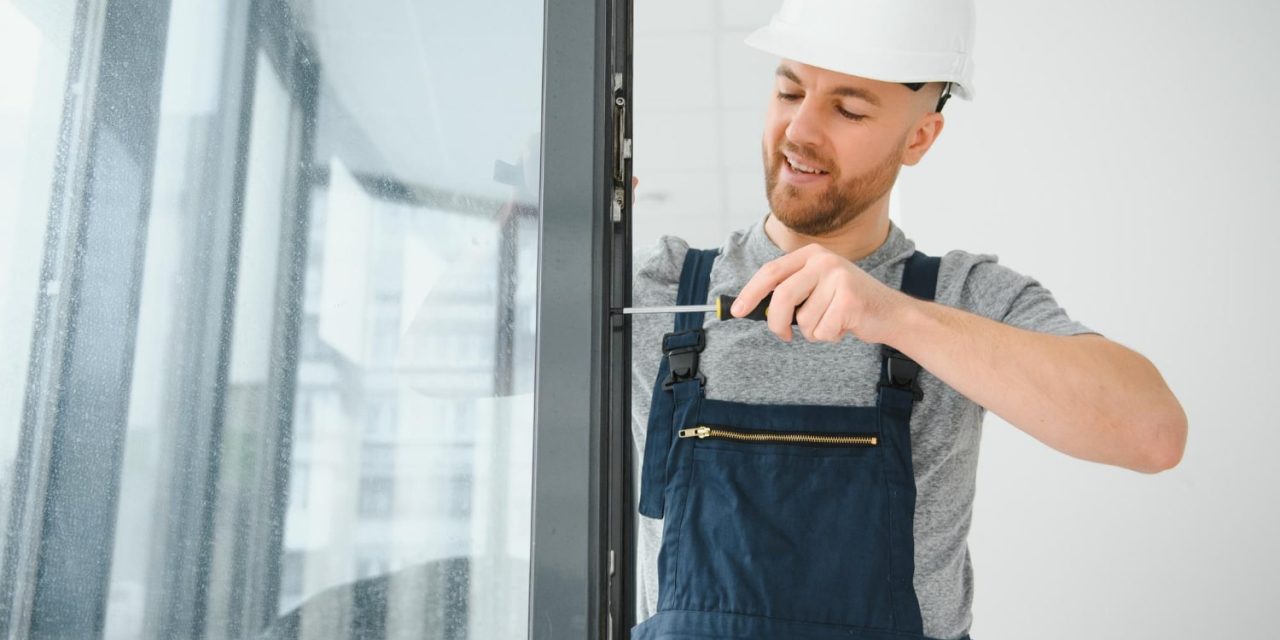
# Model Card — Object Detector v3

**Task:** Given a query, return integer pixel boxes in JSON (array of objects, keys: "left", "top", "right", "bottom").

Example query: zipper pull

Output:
[{"left": 678, "top": 426, "right": 711, "bottom": 439}]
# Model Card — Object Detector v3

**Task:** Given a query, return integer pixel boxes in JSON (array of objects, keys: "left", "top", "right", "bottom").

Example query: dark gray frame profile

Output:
[
  {"left": 606, "top": 0, "right": 637, "bottom": 635},
  {"left": 529, "top": 0, "right": 617, "bottom": 637}
]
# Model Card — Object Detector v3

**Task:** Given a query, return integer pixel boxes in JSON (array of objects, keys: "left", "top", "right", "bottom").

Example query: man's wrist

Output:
[{"left": 871, "top": 290, "right": 927, "bottom": 348}]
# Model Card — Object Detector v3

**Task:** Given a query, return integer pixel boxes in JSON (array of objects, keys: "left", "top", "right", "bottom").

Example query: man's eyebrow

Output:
[
  {"left": 775, "top": 64, "right": 804, "bottom": 86},
  {"left": 831, "top": 86, "right": 881, "bottom": 107},
  {"left": 775, "top": 64, "right": 882, "bottom": 108}
]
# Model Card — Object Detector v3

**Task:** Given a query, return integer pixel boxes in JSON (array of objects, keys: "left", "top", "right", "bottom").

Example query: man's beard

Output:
[{"left": 763, "top": 140, "right": 904, "bottom": 236}]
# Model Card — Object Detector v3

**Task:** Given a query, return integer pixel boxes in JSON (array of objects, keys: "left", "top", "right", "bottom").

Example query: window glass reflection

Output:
[
  {"left": 0, "top": 1, "right": 544, "bottom": 638},
  {"left": 0, "top": 0, "right": 76, "bottom": 560}
]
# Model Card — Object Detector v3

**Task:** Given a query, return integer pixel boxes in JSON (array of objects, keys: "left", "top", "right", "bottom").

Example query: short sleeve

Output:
[
  {"left": 1002, "top": 279, "right": 1101, "bottom": 337},
  {"left": 941, "top": 250, "right": 1102, "bottom": 338},
  {"left": 632, "top": 235, "right": 690, "bottom": 309}
]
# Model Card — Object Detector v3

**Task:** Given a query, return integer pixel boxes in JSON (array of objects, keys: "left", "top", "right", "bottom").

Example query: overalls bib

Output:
[{"left": 633, "top": 248, "right": 970, "bottom": 640}]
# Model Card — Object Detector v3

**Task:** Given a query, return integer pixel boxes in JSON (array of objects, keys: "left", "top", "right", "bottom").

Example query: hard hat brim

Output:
[{"left": 744, "top": 24, "right": 975, "bottom": 101}]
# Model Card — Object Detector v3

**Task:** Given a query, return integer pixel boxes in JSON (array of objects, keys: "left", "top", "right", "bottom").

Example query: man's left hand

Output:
[{"left": 730, "top": 243, "right": 908, "bottom": 344}]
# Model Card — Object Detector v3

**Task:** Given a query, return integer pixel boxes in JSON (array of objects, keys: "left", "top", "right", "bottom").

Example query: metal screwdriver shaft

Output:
[
  {"left": 618, "top": 293, "right": 793, "bottom": 324},
  {"left": 620, "top": 304, "right": 716, "bottom": 315}
]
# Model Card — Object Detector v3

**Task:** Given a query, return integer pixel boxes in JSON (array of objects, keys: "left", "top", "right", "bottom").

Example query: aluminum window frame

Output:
[{"left": 530, "top": 0, "right": 634, "bottom": 638}]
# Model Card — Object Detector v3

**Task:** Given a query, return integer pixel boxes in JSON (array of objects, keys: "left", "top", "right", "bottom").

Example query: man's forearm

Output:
[{"left": 878, "top": 293, "right": 1187, "bottom": 473}]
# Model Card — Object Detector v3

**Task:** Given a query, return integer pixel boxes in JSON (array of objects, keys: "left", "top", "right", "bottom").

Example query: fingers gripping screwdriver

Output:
[{"left": 618, "top": 293, "right": 798, "bottom": 324}]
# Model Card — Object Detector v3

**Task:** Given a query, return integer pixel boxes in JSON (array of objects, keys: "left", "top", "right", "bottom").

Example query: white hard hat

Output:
[{"left": 744, "top": 0, "right": 976, "bottom": 106}]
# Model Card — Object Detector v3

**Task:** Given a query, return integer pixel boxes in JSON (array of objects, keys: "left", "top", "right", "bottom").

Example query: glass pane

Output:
[
  {"left": 0, "top": 1, "right": 545, "bottom": 638},
  {"left": 0, "top": 0, "right": 77, "bottom": 554}
]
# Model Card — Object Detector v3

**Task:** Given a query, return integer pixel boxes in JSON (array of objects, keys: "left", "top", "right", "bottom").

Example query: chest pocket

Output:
[{"left": 673, "top": 421, "right": 894, "bottom": 628}]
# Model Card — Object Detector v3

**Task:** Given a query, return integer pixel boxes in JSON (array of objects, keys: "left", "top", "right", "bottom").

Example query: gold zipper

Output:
[{"left": 677, "top": 425, "right": 877, "bottom": 446}]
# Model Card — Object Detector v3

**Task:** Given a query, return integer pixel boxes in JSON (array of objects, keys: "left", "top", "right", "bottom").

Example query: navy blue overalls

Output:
[{"left": 633, "top": 247, "right": 970, "bottom": 640}]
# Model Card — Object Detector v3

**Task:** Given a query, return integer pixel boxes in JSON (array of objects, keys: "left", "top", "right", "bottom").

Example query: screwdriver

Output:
[{"left": 617, "top": 293, "right": 797, "bottom": 324}]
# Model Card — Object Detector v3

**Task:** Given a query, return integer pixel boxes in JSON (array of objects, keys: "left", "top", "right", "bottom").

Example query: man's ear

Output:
[{"left": 902, "top": 112, "right": 945, "bottom": 166}]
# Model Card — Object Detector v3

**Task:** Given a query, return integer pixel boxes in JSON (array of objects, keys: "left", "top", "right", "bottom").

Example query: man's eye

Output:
[
  {"left": 836, "top": 106, "right": 866, "bottom": 121},
  {"left": 776, "top": 91, "right": 801, "bottom": 101}
]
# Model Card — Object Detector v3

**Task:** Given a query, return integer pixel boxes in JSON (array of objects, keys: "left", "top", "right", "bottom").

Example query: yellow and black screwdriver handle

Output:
[{"left": 715, "top": 293, "right": 798, "bottom": 325}]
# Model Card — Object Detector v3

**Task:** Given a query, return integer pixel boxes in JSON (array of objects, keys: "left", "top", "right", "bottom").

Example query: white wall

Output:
[{"left": 634, "top": 1, "right": 1280, "bottom": 637}]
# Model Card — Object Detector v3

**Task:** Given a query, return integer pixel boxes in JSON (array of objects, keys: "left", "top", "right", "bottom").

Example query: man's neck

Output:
[{"left": 762, "top": 209, "right": 891, "bottom": 264}]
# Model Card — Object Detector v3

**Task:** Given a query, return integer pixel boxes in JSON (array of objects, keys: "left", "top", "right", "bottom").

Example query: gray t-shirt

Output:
[{"left": 631, "top": 214, "right": 1100, "bottom": 639}]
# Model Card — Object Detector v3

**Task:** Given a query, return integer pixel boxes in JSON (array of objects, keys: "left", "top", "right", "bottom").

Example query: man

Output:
[{"left": 629, "top": 1, "right": 1188, "bottom": 639}]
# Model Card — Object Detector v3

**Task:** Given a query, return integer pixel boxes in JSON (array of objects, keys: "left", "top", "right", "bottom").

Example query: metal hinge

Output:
[{"left": 612, "top": 72, "right": 630, "bottom": 223}]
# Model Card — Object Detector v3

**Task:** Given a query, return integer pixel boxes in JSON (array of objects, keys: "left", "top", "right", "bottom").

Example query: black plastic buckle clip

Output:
[
  {"left": 878, "top": 345, "right": 924, "bottom": 401},
  {"left": 662, "top": 331, "right": 706, "bottom": 390}
]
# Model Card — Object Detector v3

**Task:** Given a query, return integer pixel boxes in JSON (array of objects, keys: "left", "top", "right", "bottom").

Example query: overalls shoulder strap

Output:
[
  {"left": 673, "top": 248, "right": 719, "bottom": 332},
  {"left": 876, "top": 250, "right": 942, "bottom": 402},
  {"left": 638, "top": 248, "right": 719, "bottom": 519},
  {"left": 900, "top": 249, "right": 942, "bottom": 301}
]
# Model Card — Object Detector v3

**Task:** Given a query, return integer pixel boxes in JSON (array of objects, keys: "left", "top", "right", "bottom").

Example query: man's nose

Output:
[{"left": 784, "top": 97, "right": 824, "bottom": 149}]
